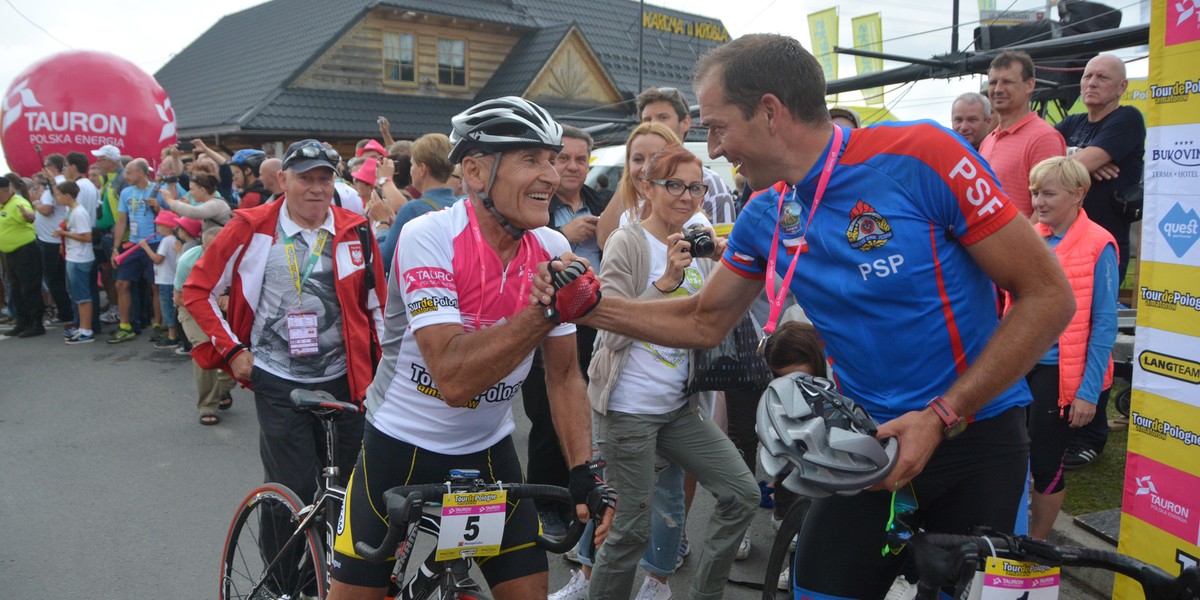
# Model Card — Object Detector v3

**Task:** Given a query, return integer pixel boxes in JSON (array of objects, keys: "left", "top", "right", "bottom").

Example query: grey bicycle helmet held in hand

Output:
[
  {"left": 757, "top": 372, "right": 898, "bottom": 498},
  {"left": 448, "top": 96, "right": 563, "bottom": 164}
]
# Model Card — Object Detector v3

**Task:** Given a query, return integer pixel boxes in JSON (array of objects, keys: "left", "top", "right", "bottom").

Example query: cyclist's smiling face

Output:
[
  {"left": 697, "top": 75, "right": 776, "bottom": 190},
  {"left": 476, "top": 148, "right": 560, "bottom": 230}
]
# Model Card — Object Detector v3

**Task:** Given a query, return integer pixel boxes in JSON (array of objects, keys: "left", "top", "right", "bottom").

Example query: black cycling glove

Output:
[{"left": 568, "top": 460, "right": 616, "bottom": 520}]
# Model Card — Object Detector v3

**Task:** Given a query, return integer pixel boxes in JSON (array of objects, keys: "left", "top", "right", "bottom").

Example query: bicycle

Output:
[
  {"left": 354, "top": 470, "right": 613, "bottom": 600},
  {"left": 219, "top": 389, "right": 357, "bottom": 600},
  {"left": 907, "top": 528, "right": 1200, "bottom": 600}
]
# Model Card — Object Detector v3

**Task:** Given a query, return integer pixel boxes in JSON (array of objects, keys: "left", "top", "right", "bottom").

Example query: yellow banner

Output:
[
  {"left": 808, "top": 7, "right": 839, "bottom": 100},
  {"left": 1120, "top": 2, "right": 1200, "bottom": 596},
  {"left": 1136, "top": 262, "right": 1200, "bottom": 335},
  {"left": 852, "top": 13, "right": 884, "bottom": 106},
  {"left": 1147, "top": 0, "right": 1200, "bottom": 127},
  {"left": 1127, "top": 390, "right": 1200, "bottom": 472},
  {"left": 1114, "top": 512, "right": 1200, "bottom": 599}
]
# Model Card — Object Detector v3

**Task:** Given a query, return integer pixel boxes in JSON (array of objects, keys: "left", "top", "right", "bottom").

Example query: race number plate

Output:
[
  {"left": 966, "top": 556, "right": 1060, "bottom": 599},
  {"left": 435, "top": 490, "right": 507, "bottom": 561}
]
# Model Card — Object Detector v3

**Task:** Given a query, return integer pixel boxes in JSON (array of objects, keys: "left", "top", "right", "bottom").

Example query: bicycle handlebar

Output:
[
  {"left": 911, "top": 531, "right": 1200, "bottom": 600},
  {"left": 355, "top": 482, "right": 590, "bottom": 563}
]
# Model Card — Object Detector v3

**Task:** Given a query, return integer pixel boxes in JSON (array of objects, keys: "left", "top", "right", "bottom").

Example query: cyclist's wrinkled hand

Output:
[{"left": 542, "top": 258, "right": 601, "bottom": 324}]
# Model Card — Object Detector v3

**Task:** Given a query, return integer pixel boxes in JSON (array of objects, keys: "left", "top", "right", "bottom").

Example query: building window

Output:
[
  {"left": 384, "top": 32, "right": 415, "bottom": 83},
  {"left": 437, "top": 38, "right": 466, "bottom": 87}
]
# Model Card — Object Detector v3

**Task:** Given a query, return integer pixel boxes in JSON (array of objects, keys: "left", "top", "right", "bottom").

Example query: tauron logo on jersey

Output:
[
  {"left": 404, "top": 267, "right": 456, "bottom": 293},
  {"left": 845, "top": 200, "right": 892, "bottom": 251}
]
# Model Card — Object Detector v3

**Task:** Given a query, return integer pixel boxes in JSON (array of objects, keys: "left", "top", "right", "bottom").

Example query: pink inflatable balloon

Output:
[{"left": 2, "top": 50, "right": 176, "bottom": 176}]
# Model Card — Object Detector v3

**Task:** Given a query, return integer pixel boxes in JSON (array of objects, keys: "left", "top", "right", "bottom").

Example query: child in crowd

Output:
[
  {"left": 51, "top": 181, "right": 95, "bottom": 344},
  {"left": 175, "top": 225, "right": 235, "bottom": 425},
  {"left": 139, "top": 211, "right": 182, "bottom": 348}
]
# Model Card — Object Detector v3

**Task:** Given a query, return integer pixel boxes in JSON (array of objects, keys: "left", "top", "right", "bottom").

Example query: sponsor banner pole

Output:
[
  {"left": 1116, "top": 0, "right": 1200, "bottom": 596},
  {"left": 807, "top": 7, "right": 839, "bottom": 102},
  {"left": 852, "top": 13, "right": 885, "bottom": 106}
]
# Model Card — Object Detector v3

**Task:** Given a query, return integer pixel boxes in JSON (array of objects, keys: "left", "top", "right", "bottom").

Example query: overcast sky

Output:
[{"left": 0, "top": 0, "right": 1149, "bottom": 172}]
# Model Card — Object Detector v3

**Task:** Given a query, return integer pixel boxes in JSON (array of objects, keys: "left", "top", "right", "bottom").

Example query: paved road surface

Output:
[{"left": 0, "top": 327, "right": 1100, "bottom": 598}]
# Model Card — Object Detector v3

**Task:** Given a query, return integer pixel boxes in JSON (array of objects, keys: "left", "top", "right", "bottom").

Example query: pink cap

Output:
[
  {"left": 356, "top": 139, "right": 386, "bottom": 158},
  {"left": 352, "top": 158, "right": 378, "bottom": 185},
  {"left": 154, "top": 210, "right": 179, "bottom": 228},
  {"left": 176, "top": 217, "right": 202, "bottom": 238}
]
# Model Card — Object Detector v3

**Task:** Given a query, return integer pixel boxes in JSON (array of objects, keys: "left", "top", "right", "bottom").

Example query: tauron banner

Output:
[
  {"left": 1115, "top": 1, "right": 1200, "bottom": 596},
  {"left": 1, "top": 51, "right": 176, "bottom": 176}
]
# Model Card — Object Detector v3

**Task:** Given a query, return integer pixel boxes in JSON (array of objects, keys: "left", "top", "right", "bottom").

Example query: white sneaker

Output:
[
  {"left": 99, "top": 306, "right": 119, "bottom": 324},
  {"left": 884, "top": 575, "right": 917, "bottom": 600},
  {"left": 777, "top": 567, "right": 791, "bottom": 591},
  {"left": 563, "top": 544, "right": 581, "bottom": 564},
  {"left": 634, "top": 576, "right": 672, "bottom": 600},
  {"left": 549, "top": 569, "right": 589, "bottom": 600},
  {"left": 735, "top": 532, "right": 751, "bottom": 560}
]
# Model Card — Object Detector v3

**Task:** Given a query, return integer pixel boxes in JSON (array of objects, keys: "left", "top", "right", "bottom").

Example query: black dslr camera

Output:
[{"left": 682, "top": 225, "right": 715, "bottom": 258}]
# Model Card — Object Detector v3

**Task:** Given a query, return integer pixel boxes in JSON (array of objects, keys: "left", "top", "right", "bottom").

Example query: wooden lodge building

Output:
[{"left": 155, "top": 0, "right": 731, "bottom": 155}]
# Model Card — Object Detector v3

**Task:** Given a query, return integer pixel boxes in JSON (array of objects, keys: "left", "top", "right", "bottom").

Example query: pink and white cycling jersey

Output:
[{"left": 364, "top": 199, "right": 575, "bottom": 454}]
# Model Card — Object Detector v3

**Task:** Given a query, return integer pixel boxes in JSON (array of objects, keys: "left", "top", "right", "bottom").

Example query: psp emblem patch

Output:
[{"left": 845, "top": 200, "right": 893, "bottom": 251}]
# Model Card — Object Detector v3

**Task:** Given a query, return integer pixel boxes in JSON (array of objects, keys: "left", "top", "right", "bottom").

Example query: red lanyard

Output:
[
  {"left": 464, "top": 201, "right": 534, "bottom": 329},
  {"left": 762, "top": 125, "right": 844, "bottom": 338}
]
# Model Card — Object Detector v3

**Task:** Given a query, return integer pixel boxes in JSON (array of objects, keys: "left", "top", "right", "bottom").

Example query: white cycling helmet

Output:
[
  {"left": 449, "top": 96, "right": 563, "bottom": 164},
  {"left": 757, "top": 372, "right": 898, "bottom": 498},
  {"left": 448, "top": 96, "right": 563, "bottom": 239}
]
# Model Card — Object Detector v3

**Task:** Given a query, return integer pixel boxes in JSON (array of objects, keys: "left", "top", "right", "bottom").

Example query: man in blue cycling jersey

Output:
[{"left": 535, "top": 33, "right": 1074, "bottom": 600}]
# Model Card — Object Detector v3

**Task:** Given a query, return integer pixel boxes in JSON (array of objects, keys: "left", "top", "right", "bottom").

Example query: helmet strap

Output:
[{"left": 477, "top": 152, "right": 525, "bottom": 240}]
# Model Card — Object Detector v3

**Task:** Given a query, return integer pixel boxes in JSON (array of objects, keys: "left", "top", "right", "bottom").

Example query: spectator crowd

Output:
[{"left": 0, "top": 39, "right": 1143, "bottom": 600}]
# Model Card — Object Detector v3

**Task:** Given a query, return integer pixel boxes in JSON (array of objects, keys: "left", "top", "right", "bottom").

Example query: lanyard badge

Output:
[{"left": 761, "top": 126, "right": 845, "bottom": 343}]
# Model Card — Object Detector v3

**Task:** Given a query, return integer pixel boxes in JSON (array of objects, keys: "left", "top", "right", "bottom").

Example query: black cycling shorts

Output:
[
  {"left": 791, "top": 405, "right": 1029, "bottom": 599},
  {"left": 1026, "top": 363, "right": 1107, "bottom": 495},
  {"left": 331, "top": 423, "right": 547, "bottom": 588}
]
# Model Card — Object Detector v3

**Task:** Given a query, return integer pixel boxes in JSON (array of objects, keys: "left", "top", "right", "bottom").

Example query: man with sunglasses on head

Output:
[
  {"left": 327, "top": 97, "right": 613, "bottom": 600},
  {"left": 183, "top": 139, "right": 385, "bottom": 541}
]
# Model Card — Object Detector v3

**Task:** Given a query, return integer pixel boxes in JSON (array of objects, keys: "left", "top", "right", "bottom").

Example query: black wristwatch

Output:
[{"left": 926, "top": 396, "right": 967, "bottom": 440}]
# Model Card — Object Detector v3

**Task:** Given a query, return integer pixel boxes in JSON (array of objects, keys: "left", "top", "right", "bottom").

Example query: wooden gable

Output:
[
  {"left": 524, "top": 26, "right": 622, "bottom": 105},
  {"left": 291, "top": 8, "right": 525, "bottom": 98}
]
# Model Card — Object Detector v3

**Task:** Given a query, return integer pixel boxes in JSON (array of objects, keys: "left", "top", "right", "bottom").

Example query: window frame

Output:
[
  {"left": 436, "top": 37, "right": 468, "bottom": 88},
  {"left": 382, "top": 31, "right": 417, "bottom": 85}
]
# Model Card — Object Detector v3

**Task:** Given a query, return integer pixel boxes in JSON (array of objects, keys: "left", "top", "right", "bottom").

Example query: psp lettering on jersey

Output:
[
  {"left": 409, "top": 364, "right": 445, "bottom": 401},
  {"left": 407, "top": 296, "right": 457, "bottom": 317},
  {"left": 858, "top": 254, "right": 905, "bottom": 280},
  {"left": 403, "top": 267, "right": 456, "bottom": 294},
  {"left": 947, "top": 156, "right": 1005, "bottom": 218}
]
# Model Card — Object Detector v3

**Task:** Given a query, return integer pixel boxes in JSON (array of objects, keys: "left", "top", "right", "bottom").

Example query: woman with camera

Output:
[{"left": 581, "top": 144, "right": 757, "bottom": 600}]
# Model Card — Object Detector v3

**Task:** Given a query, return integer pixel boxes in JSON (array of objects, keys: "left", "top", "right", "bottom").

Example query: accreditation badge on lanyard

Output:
[{"left": 283, "top": 229, "right": 329, "bottom": 357}]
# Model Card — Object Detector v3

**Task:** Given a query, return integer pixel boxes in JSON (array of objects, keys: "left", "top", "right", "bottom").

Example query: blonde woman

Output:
[{"left": 1017, "top": 157, "right": 1118, "bottom": 539}]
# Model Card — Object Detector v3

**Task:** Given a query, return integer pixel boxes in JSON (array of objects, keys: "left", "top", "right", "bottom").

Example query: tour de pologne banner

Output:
[{"left": 1115, "top": 0, "right": 1200, "bottom": 596}]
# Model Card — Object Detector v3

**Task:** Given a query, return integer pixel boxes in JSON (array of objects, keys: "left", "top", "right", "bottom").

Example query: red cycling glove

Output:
[{"left": 543, "top": 259, "right": 601, "bottom": 324}]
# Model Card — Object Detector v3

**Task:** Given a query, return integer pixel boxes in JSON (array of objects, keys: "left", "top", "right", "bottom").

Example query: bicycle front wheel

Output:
[{"left": 220, "top": 483, "right": 328, "bottom": 600}]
